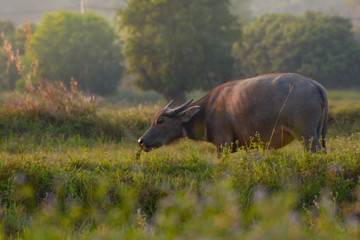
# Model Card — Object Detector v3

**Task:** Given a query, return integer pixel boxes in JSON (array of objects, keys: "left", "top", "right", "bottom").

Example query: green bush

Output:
[{"left": 31, "top": 10, "right": 123, "bottom": 96}]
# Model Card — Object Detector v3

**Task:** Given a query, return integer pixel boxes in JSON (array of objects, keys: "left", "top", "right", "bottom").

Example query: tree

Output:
[
  {"left": 118, "top": 0, "right": 241, "bottom": 104},
  {"left": 235, "top": 11, "right": 360, "bottom": 88},
  {"left": 31, "top": 10, "right": 123, "bottom": 96},
  {"left": 0, "top": 20, "right": 15, "bottom": 45}
]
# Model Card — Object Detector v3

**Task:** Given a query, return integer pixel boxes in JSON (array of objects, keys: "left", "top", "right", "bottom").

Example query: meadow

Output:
[{"left": 0, "top": 85, "right": 359, "bottom": 239}]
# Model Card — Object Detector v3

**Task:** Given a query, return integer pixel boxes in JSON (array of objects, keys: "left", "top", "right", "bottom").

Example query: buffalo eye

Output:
[{"left": 156, "top": 118, "right": 165, "bottom": 125}]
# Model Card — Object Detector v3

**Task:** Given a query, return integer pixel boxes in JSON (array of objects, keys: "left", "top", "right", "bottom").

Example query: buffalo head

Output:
[{"left": 138, "top": 99, "right": 200, "bottom": 152}]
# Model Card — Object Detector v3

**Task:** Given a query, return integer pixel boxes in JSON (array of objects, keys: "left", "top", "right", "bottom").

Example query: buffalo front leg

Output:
[{"left": 210, "top": 129, "right": 236, "bottom": 158}]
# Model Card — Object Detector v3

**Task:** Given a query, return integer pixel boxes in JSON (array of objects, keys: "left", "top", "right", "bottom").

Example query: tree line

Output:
[{"left": 1, "top": 0, "right": 360, "bottom": 103}]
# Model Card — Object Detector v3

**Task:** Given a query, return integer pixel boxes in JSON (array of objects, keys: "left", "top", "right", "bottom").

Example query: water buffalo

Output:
[{"left": 138, "top": 73, "right": 328, "bottom": 156}]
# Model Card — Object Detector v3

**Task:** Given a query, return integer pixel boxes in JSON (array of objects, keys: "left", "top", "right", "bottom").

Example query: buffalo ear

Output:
[{"left": 178, "top": 106, "right": 200, "bottom": 122}]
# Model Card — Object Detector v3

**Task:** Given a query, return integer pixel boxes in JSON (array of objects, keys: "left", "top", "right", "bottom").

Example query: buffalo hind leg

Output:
[{"left": 303, "top": 136, "right": 324, "bottom": 153}]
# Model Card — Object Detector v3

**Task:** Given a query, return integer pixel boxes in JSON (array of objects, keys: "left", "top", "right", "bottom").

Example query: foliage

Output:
[
  {"left": 31, "top": 10, "right": 123, "bottom": 96},
  {"left": 0, "top": 20, "right": 15, "bottom": 46},
  {"left": 1, "top": 33, "right": 155, "bottom": 142},
  {"left": 118, "top": 0, "right": 241, "bottom": 103},
  {"left": 235, "top": 11, "right": 360, "bottom": 88},
  {"left": 0, "top": 21, "right": 36, "bottom": 91},
  {"left": 2, "top": 23, "right": 40, "bottom": 96}
]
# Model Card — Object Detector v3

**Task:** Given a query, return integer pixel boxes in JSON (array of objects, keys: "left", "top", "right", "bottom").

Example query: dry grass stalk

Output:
[
  {"left": 266, "top": 84, "right": 294, "bottom": 150},
  {"left": 3, "top": 79, "right": 96, "bottom": 121}
]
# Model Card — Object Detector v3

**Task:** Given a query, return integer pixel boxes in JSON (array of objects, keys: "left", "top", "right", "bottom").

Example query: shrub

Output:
[
  {"left": 31, "top": 10, "right": 124, "bottom": 96},
  {"left": 0, "top": 79, "right": 106, "bottom": 144},
  {"left": 2, "top": 79, "right": 96, "bottom": 122}
]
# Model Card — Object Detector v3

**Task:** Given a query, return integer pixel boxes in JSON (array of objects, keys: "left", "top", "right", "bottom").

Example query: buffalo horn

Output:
[
  {"left": 165, "top": 99, "right": 193, "bottom": 116},
  {"left": 164, "top": 99, "right": 175, "bottom": 109}
]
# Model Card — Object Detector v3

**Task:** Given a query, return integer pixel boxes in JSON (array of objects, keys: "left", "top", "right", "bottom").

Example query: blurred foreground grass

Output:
[{"left": 0, "top": 89, "right": 358, "bottom": 238}]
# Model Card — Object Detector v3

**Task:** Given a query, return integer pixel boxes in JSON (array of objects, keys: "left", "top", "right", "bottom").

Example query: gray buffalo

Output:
[{"left": 138, "top": 73, "right": 328, "bottom": 156}]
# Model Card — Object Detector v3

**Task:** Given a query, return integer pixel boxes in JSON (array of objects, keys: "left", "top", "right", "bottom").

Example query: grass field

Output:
[{"left": 0, "top": 89, "right": 359, "bottom": 239}]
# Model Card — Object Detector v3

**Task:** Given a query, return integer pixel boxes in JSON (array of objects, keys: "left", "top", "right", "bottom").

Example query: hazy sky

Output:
[
  {"left": 0, "top": 0, "right": 125, "bottom": 25},
  {"left": 0, "top": 0, "right": 360, "bottom": 25}
]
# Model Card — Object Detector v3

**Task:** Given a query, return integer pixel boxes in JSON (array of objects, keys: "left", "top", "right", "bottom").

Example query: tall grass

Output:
[
  {"left": 0, "top": 135, "right": 359, "bottom": 238},
  {"left": 3, "top": 79, "right": 96, "bottom": 122}
]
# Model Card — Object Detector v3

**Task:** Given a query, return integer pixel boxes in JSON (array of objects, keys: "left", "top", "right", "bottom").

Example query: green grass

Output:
[
  {"left": 328, "top": 90, "right": 360, "bottom": 111},
  {"left": 0, "top": 90, "right": 359, "bottom": 239},
  {"left": 0, "top": 136, "right": 360, "bottom": 239},
  {"left": 326, "top": 90, "right": 360, "bottom": 135}
]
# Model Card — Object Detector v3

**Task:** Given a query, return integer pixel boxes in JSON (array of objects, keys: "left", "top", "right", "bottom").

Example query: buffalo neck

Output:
[{"left": 181, "top": 97, "right": 208, "bottom": 141}]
